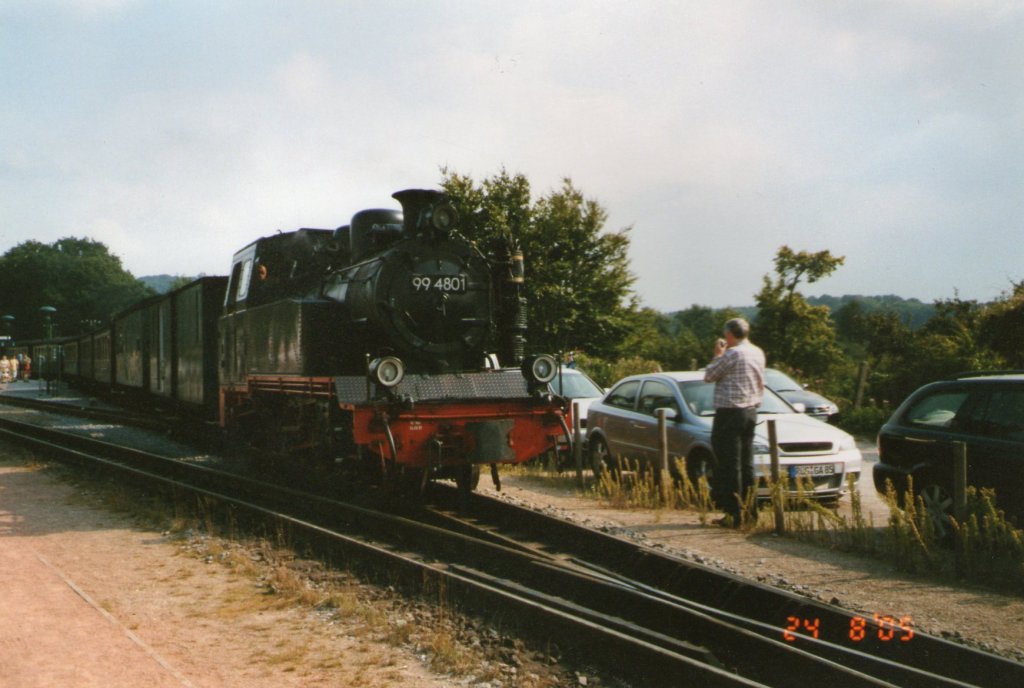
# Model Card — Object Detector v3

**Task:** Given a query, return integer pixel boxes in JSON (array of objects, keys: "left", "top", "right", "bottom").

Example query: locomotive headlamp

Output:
[
  {"left": 522, "top": 354, "right": 558, "bottom": 385},
  {"left": 430, "top": 203, "right": 458, "bottom": 232},
  {"left": 369, "top": 356, "right": 405, "bottom": 388}
]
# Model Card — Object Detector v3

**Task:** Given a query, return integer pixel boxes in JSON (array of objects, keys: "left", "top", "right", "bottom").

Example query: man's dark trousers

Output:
[{"left": 711, "top": 406, "right": 759, "bottom": 523}]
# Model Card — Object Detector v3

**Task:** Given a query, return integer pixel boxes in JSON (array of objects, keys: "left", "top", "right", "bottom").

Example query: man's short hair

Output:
[{"left": 724, "top": 318, "right": 750, "bottom": 340}]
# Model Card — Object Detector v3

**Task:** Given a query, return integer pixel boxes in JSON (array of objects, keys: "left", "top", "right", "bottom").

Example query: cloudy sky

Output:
[{"left": 2, "top": 1, "right": 1021, "bottom": 311}]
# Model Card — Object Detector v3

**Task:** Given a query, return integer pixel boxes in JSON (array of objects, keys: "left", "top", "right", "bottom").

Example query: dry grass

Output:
[{"left": 527, "top": 452, "right": 1024, "bottom": 591}]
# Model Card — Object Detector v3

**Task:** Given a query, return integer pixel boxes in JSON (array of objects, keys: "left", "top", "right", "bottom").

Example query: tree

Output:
[
  {"left": 0, "top": 237, "right": 152, "bottom": 339},
  {"left": 754, "top": 246, "right": 845, "bottom": 379},
  {"left": 978, "top": 281, "right": 1024, "bottom": 368},
  {"left": 441, "top": 169, "right": 637, "bottom": 359}
]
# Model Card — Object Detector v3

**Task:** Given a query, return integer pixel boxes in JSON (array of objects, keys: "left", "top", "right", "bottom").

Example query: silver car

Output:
[{"left": 585, "top": 371, "right": 862, "bottom": 501}]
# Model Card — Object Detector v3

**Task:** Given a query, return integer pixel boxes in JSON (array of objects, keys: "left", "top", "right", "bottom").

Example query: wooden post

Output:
[
  {"left": 854, "top": 361, "right": 869, "bottom": 410},
  {"left": 952, "top": 441, "right": 967, "bottom": 525},
  {"left": 768, "top": 419, "right": 785, "bottom": 534},
  {"left": 657, "top": 408, "right": 670, "bottom": 485},
  {"left": 572, "top": 400, "right": 584, "bottom": 488},
  {"left": 953, "top": 440, "right": 967, "bottom": 574}
]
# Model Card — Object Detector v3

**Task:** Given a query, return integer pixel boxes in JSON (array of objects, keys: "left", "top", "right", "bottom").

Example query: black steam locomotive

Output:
[{"left": 28, "top": 189, "right": 569, "bottom": 490}]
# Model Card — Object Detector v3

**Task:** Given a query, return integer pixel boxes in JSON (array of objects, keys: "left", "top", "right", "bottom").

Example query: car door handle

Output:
[{"left": 904, "top": 436, "right": 937, "bottom": 444}]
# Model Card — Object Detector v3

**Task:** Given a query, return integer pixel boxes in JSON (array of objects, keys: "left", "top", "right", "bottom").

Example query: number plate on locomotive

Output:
[{"left": 411, "top": 274, "right": 468, "bottom": 293}]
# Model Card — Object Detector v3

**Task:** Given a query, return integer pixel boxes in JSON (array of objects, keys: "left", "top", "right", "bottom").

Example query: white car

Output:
[
  {"left": 548, "top": 367, "right": 605, "bottom": 460},
  {"left": 585, "top": 371, "right": 862, "bottom": 501}
]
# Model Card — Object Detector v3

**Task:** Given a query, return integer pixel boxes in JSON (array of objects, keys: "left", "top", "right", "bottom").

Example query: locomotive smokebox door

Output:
[{"left": 466, "top": 420, "right": 515, "bottom": 463}]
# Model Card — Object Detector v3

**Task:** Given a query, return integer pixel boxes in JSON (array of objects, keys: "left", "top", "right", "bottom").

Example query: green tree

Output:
[
  {"left": 0, "top": 237, "right": 152, "bottom": 339},
  {"left": 912, "top": 296, "right": 1001, "bottom": 377},
  {"left": 978, "top": 281, "right": 1024, "bottom": 368},
  {"left": 441, "top": 169, "right": 637, "bottom": 359},
  {"left": 754, "top": 246, "right": 845, "bottom": 379}
]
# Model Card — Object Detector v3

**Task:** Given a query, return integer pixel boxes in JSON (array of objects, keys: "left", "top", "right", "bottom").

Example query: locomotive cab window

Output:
[
  {"left": 225, "top": 255, "right": 255, "bottom": 311},
  {"left": 235, "top": 258, "right": 253, "bottom": 302}
]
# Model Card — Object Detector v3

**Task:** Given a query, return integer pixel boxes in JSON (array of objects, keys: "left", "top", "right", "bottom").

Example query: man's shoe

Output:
[{"left": 712, "top": 516, "right": 735, "bottom": 528}]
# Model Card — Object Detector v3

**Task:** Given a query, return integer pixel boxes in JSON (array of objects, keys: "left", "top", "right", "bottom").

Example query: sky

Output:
[{"left": 1, "top": 0, "right": 1022, "bottom": 312}]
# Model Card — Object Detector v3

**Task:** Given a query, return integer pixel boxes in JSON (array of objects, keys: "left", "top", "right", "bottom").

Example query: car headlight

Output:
[{"left": 837, "top": 434, "right": 856, "bottom": 452}]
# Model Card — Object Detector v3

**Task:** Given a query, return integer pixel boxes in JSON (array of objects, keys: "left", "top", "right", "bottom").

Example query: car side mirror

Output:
[{"left": 791, "top": 402, "right": 806, "bottom": 413}]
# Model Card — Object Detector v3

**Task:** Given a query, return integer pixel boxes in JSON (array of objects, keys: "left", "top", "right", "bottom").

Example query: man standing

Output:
[{"left": 703, "top": 318, "right": 766, "bottom": 526}]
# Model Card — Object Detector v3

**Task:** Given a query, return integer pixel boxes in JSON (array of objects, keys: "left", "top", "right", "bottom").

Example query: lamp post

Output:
[
  {"left": 1, "top": 315, "right": 12, "bottom": 386},
  {"left": 1, "top": 314, "right": 13, "bottom": 353},
  {"left": 39, "top": 306, "right": 57, "bottom": 394}
]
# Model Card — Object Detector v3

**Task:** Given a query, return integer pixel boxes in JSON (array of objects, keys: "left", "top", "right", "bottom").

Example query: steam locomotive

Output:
[{"left": 16, "top": 190, "right": 570, "bottom": 491}]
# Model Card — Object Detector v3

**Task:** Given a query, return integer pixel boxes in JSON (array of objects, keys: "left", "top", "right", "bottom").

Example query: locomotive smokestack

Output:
[{"left": 392, "top": 189, "right": 458, "bottom": 239}]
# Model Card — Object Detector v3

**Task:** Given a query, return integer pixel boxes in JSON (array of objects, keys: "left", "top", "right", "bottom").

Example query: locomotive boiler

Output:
[{"left": 218, "top": 189, "right": 567, "bottom": 489}]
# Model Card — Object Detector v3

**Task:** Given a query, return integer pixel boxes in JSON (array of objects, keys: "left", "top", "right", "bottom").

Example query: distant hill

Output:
[
  {"left": 669, "top": 295, "right": 936, "bottom": 330},
  {"left": 807, "top": 294, "right": 935, "bottom": 329},
  {"left": 139, "top": 274, "right": 195, "bottom": 294}
]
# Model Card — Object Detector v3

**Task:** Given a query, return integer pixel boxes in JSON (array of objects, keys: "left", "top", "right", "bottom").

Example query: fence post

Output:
[
  {"left": 572, "top": 400, "right": 584, "bottom": 488},
  {"left": 657, "top": 408, "right": 670, "bottom": 486},
  {"left": 768, "top": 419, "right": 785, "bottom": 534},
  {"left": 854, "top": 360, "right": 869, "bottom": 409},
  {"left": 953, "top": 440, "right": 968, "bottom": 574},
  {"left": 952, "top": 441, "right": 967, "bottom": 524}
]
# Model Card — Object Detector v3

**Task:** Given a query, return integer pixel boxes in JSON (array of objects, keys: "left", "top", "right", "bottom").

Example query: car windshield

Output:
[
  {"left": 678, "top": 380, "right": 794, "bottom": 416},
  {"left": 550, "top": 371, "right": 603, "bottom": 399},
  {"left": 765, "top": 369, "right": 802, "bottom": 392}
]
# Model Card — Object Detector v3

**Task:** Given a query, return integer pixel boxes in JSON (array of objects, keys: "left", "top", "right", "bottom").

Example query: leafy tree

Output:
[
  {"left": 441, "top": 169, "right": 637, "bottom": 359},
  {"left": 978, "top": 281, "right": 1024, "bottom": 368},
  {"left": 754, "top": 246, "right": 845, "bottom": 379},
  {"left": 0, "top": 237, "right": 152, "bottom": 340},
  {"left": 859, "top": 296, "right": 1003, "bottom": 405},
  {"left": 616, "top": 307, "right": 706, "bottom": 371},
  {"left": 912, "top": 296, "right": 1001, "bottom": 377}
]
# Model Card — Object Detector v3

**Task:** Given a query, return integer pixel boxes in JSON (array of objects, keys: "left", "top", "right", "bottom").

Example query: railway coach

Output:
[{"left": 53, "top": 276, "right": 227, "bottom": 417}]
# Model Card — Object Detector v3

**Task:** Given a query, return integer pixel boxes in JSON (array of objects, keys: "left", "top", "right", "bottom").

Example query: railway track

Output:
[{"left": 0, "top": 403, "right": 1021, "bottom": 687}]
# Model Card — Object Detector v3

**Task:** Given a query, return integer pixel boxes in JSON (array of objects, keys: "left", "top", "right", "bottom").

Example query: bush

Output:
[
  {"left": 836, "top": 405, "right": 892, "bottom": 439},
  {"left": 572, "top": 353, "right": 662, "bottom": 389}
]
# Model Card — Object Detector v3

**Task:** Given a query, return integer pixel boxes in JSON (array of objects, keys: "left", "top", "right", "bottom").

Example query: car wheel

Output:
[
  {"left": 919, "top": 482, "right": 954, "bottom": 540},
  {"left": 589, "top": 436, "right": 614, "bottom": 476}
]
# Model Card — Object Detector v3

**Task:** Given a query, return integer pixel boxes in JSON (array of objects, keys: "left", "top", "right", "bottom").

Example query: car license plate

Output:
[{"left": 790, "top": 463, "right": 835, "bottom": 477}]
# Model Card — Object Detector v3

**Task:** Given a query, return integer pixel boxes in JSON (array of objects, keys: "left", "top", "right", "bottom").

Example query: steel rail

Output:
[
  {"left": 422, "top": 484, "right": 1024, "bottom": 687},
  {"left": 0, "top": 416, "right": 759, "bottom": 687},
  {"left": 1, "top": 409, "right": 1015, "bottom": 686}
]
